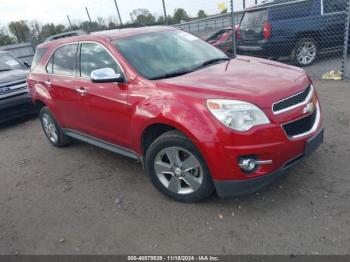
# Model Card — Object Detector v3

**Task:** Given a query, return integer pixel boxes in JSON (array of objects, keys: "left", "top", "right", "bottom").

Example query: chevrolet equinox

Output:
[{"left": 28, "top": 27, "right": 323, "bottom": 202}]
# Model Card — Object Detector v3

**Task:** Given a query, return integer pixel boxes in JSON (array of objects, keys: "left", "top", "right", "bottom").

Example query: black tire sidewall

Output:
[{"left": 144, "top": 131, "right": 214, "bottom": 203}]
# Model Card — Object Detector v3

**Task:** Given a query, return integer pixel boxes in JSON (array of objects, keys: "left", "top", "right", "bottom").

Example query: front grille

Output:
[
  {"left": 0, "top": 80, "right": 28, "bottom": 99},
  {"left": 273, "top": 85, "right": 311, "bottom": 113},
  {"left": 282, "top": 109, "right": 317, "bottom": 137}
]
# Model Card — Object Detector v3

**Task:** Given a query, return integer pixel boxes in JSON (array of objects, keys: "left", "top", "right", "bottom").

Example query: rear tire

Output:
[
  {"left": 291, "top": 37, "right": 318, "bottom": 67},
  {"left": 144, "top": 130, "right": 214, "bottom": 203},
  {"left": 39, "top": 107, "right": 71, "bottom": 147}
]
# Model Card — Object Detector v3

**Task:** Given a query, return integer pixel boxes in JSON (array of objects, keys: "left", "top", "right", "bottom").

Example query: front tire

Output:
[
  {"left": 144, "top": 130, "right": 214, "bottom": 203},
  {"left": 39, "top": 107, "right": 71, "bottom": 147},
  {"left": 291, "top": 37, "right": 318, "bottom": 67}
]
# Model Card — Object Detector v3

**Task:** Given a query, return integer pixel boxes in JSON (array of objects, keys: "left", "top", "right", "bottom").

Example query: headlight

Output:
[{"left": 207, "top": 99, "right": 270, "bottom": 131}]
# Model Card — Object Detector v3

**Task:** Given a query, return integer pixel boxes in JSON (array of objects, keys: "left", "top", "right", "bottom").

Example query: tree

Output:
[
  {"left": 221, "top": 9, "right": 228, "bottom": 14},
  {"left": 0, "top": 26, "right": 15, "bottom": 46},
  {"left": 97, "top": 17, "right": 108, "bottom": 30},
  {"left": 130, "top": 9, "right": 156, "bottom": 25},
  {"left": 39, "top": 23, "right": 65, "bottom": 40},
  {"left": 79, "top": 21, "right": 100, "bottom": 33},
  {"left": 173, "top": 8, "right": 189, "bottom": 24},
  {"left": 157, "top": 15, "right": 173, "bottom": 25},
  {"left": 197, "top": 10, "right": 207, "bottom": 19},
  {"left": 108, "top": 21, "right": 118, "bottom": 29},
  {"left": 8, "top": 21, "right": 30, "bottom": 43}
]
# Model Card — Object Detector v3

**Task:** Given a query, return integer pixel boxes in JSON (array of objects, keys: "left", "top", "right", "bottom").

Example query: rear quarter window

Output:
[
  {"left": 31, "top": 48, "right": 47, "bottom": 70},
  {"left": 240, "top": 9, "right": 268, "bottom": 28}
]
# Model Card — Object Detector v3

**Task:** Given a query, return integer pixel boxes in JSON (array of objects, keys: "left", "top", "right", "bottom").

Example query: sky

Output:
[{"left": 0, "top": 0, "right": 255, "bottom": 27}]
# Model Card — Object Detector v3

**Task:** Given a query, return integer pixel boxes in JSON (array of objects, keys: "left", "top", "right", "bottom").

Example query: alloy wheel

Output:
[
  {"left": 296, "top": 41, "right": 317, "bottom": 65},
  {"left": 42, "top": 113, "right": 58, "bottom": 144},
  {"left": 154, "top": 146, "right": 203, "bottom": 195}
]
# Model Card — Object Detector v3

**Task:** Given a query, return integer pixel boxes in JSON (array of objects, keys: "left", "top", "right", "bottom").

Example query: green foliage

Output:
[
  {"left": 108, "top": 22, "right": 118, "bottom": 29},
  {"left": 173, "top": 8, "right": 190, "bottom": 24},
  {"left": 40, "top": 23, "right": 66, "bottom": 39},
  {"left": 0, "top": 34, "right": 15, "bottom": 46},
  {"left": 197, "top": 10, "right": 207, "bottom": 19},
  {"left": 8, "top": 20, "right": 30, "bottom": 43},
  {"left": 130, "top": 9, "right": 156, "bottom": 25}
]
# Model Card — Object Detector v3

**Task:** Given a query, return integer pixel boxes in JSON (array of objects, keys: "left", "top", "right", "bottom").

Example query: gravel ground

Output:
[{"left": 0, "top": 79, "right": 349, "bottom": 255}]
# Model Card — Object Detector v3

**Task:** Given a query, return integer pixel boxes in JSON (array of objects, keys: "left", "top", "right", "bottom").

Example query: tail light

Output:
[{"left": 263, "top": 22, "right": 272, "bottom": 40}]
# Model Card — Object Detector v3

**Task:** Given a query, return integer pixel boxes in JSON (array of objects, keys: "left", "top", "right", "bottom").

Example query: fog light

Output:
[
  {"left": 238, "top": 156, "right": 273, "bottom": 173},
  {"left": 239, "top": 157, "right": 257, "bottom": 172}
]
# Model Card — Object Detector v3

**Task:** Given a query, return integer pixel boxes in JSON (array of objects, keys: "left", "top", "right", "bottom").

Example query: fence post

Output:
[
  {"left": 230, "top": 0, "right": 237, "bottom": 56},
  {"left": 341, "top": 0, "right": 350, "bottom": 80}
]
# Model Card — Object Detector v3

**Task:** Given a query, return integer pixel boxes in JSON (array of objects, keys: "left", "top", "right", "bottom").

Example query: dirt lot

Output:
[{"left": 0, "top": 80, "right": 349, "bottom": 255}]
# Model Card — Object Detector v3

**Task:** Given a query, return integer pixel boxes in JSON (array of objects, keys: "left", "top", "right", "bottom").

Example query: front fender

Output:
[{"left": 130, "top": 97, "right": 229, "bottom": 179}]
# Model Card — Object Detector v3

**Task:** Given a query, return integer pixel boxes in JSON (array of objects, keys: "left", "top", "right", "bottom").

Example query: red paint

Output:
[{"left": 28, "top": 27, "right": 323, "bottom": 182}]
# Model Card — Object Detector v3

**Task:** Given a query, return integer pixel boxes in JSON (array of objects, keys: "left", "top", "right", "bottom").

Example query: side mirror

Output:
[
  {"left": 23, "top": 61, "right": 31, "bottom": 68},
  {"left": 91, "top": 68, "right": 124, "bottom": 83}
]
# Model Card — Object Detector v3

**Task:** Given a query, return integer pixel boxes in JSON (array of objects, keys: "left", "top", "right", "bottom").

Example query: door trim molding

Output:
[{"left": 62, "top": 128, "right": 140, "bottom": 160}]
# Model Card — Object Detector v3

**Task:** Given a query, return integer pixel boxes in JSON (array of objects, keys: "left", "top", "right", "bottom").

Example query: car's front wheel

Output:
[
  {"left": 40, "top": 107, "right": 71, "bottom": 147},
  {"left": 144, "top": 130, "right": 215, "bottom": 203}
]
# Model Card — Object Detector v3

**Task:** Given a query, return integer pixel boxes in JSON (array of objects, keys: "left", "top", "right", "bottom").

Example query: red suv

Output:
[{"left": 28, "top": 26, "right": 323, "bottom": 202}]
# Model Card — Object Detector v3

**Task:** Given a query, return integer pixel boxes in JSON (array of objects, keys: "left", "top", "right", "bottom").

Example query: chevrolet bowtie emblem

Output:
[
  {"left": 303, "top": 96, "right": 317, "bottom": 114},
  {"left": 303, "top": 102, "right": 314, "bottom": 114}
]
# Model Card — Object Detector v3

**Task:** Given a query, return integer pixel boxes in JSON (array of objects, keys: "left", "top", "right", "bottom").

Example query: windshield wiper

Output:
[
  {"left": 149, "top": 58, "right": 230, "bottom": 80},
  {"left": 193, "top": 58, "right": 230, "bottom": 71},
  {"left": 0, "top": 69, "right": 11, "bottom": 72},
  {"left": 150, "top": 69, "right": 193, "bottom": 80}
]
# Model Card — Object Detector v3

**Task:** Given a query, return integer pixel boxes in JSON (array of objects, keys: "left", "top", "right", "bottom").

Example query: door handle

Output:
[
  {"left": 76, "top": 87, "right": 87, "bottom": 96},
  {"left": 44, "top": 80, "right": 51, "bottom": 87}
]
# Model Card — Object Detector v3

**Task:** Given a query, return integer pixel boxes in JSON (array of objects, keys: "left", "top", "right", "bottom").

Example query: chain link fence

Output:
[{"left": 174, "top": 0, "right": 350, "bottom": 80}]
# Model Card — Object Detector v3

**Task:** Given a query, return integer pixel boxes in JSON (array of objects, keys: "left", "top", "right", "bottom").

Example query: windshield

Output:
[
  {"left": 0, "top": 52, "right": 24, "bottom": 72},
  {"left": 113, "top": 30, "right": 228, "bottom": 80}
]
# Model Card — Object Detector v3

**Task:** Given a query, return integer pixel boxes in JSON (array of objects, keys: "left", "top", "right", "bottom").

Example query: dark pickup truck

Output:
[
  {"left": 0, "top": 51, "right": 36, "bottom": 123},
  {"left": 237, "top": 0, "right": 350, "bottom": 66}
]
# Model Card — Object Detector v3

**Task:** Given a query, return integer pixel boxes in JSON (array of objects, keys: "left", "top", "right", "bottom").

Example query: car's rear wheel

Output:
[
  {"left": 291, "top": 37, "right": 318, "bottom": 67},
  {"left": 144, "top": 130, "right": 214, "bottom": 203},
  {"left": 40, "top": 107, "right": 71, "bottom": 147}
]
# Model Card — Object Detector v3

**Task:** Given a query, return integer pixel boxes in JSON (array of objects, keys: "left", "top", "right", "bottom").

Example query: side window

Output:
[
  {"left": 323, "top": 0, "right": 346, "bottom": 14},
  {"left": 49, "top": 44, "right": 78, "bottom": 76},
  {"left": 80, "top": 43, "right": 122, "bottom": 78}
]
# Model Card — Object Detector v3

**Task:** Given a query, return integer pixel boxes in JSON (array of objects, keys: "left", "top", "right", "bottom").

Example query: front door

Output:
[{"left": 74, "top": 42, "right": 131, "bottom": 148}]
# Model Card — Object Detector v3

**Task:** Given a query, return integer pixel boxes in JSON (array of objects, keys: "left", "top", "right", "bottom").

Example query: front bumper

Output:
[
  {"left": 214, "top": 129, "right": 324, "bottom": 198},
  {"left": 0, "top": 93, "right": 37, "bottom": 123}
]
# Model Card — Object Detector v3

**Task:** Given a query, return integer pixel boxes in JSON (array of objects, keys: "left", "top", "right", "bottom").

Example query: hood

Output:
[
  {"left": 0, "top": 69, "right": 29, "bottom": 85},
  {"left": 157, "top": 56, "right": 309, "bottom": 108}
]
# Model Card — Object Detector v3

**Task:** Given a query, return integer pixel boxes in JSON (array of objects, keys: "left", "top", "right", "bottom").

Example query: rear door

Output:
[
  {"left": 239, "top": 8, "right": 268, "bottom": 46},
  {"left": 45, "top": 43, "right": 84, "bottom": 130}
]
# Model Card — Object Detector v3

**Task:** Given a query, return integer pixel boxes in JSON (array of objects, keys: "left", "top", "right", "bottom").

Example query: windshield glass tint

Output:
[
  {"left": 113, "top": 30, "right": 227, "bottom": 80},
  {"left": 241, "top": 9, "right": 268, "bottom": 28},
  {"left": 0, "top": 53, "right": 24, "bottom": 71}
]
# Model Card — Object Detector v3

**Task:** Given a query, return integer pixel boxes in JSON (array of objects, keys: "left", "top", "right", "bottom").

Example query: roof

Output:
[
  {"left": 37, "top": 26, "right": 176, "bottom": 49},
  {"left": 92, "top": 26, "right": 176, "bottom": 40}
]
